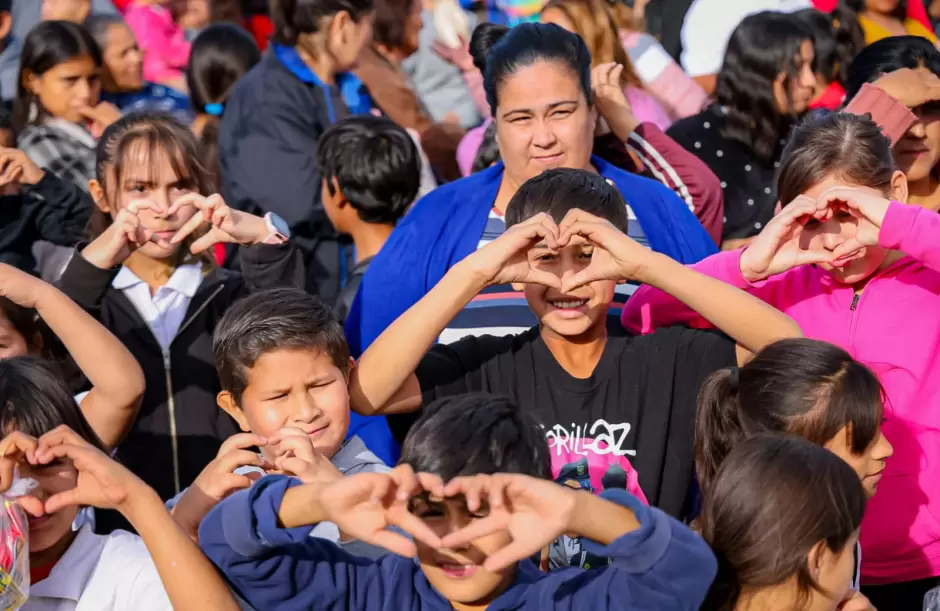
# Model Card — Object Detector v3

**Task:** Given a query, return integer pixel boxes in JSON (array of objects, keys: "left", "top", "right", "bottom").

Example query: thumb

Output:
[
  {"left": 561, "top": 269, "right": 599, "bottom": 294},
  {"left": 525, "top": 269, "right": 562, "bottom": 290},
  {"left": 830, "top": 238, "right": 865, "bottom": 264},
  {"left": 189, "top": 230, "right": 221, "bottom": 254}
]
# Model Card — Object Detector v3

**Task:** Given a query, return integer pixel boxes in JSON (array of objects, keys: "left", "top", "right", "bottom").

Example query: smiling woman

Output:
[{"left": 346, "top": 22, "right": 717, "bottom": 464}]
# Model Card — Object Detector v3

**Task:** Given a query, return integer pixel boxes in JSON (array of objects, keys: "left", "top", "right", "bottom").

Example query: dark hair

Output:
[
  {"left": 91, "top": 112, "right": 215, "bottom": 267},
  {"left": 844, "top": 0, "right": 906, "bottom": 20},
  {"left": 0, "top": 106, "right": 14, "bottom": 141},
  {"left": 470, "top": 22, "right": 592, "bottom": 115},
  {"left": 270, "top": 0, "right": 374, "bottom": 46},
  {"left": 471, "top": 120, "right": 501, "bottom": 173},
  {"left": 777, "top": 112, "right": 894, "bottom": 206},
  {"left": 695, "top": 338, "right": 884, "bottom": 496},
  {"left": 793, "top": 7, "right": 863, "bottom": 85},
  {"left": 372, "top": 0, "right": 416, "bottom": 50},
  {"left": 700, "top": 435, "right": 866, "bottom": 611},
  {"left": 715, "top": 11, "right": 812, "bottom": 162},
  {"left": 14, "top": 21, "right": 102, "bottom": 131},
  {"left": 0, "top": 0, "right": 10, "bottom": 14},
  {"left": 0, "top": 357, "right": 106, "bottom": 451},
  {"left": 844, "top": 35, "right": 940, "bottom": 101},
  {"left": 83, "top": 14, "right": 128, "bottom": 57},
  {"left": 399, "top": 393, "right": 551, "bottom": 481},
  {"left": 0, "top": 299, "right": 41, "bottom": 352},
  {"left": 186, "top": 24, "right": 260, "bottom": 190},
  {"left": 213, "top": 288, "right": 350, "bottom": 403},
  {"left": 316, "top": 115, "right": 419, "bottom": 224},
  {"left": 505, "top": 167, "right": 628, "bottom": 233}
]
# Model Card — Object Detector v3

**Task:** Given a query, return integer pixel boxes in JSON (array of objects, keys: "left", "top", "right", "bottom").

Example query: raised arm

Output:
[
  {"left": 348, "top": 213, "right": 561, "bottom": 416},
  {"left": 558, "top": 210, "right": 801, "bottom": 360},
  {"left": 0, "top": 264, "right": 144, "bottom": 450}
]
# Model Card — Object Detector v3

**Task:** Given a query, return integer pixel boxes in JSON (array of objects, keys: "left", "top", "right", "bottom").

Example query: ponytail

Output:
[{"left": 694, "top": 367, "right": 746, "bottom": 495}]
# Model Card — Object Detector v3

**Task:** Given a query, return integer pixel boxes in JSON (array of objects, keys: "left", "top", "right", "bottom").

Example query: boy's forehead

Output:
[{"left": 243, "top": 347, "right": 341, "bottom": 386}]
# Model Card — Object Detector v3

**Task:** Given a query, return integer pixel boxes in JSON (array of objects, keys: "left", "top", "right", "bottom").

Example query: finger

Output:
[
  {"left": 792, "top": 248, "right": 835, "bottom": 267},
  {"left": 0, "top": 459, "right": 14, "bottom": 494},
  {"left": 188, "top": 230, "right": 219, "bottom": 254},
  {"left": 441, "top": 514, "right": 507, "bottom": 549},
  {"left": 37, "top": 426, "right": 91, "bottom": 454},
  {"left": 389, "top": 464, "right": 420, "bottom": 501},
  {"left": 166, "top": 192, "right": 205, "bottom": 218},
  {"left": 368, "top": 474, "right": 393, "bottom": 505},
  {"left": 816, "top": 187, "right": 866, "bottom": 212},
  {"left": 44, "top": 488, "right": 86, "bottom": 514},
  {"left": 389, "top": 506, "right": 443, "bottom": 549},
  {"left": 217, "top": 433, "right": 268, "bottom": 456},
  {"left": 416, "top": 472, "right": 446, "bottom": 499},
  {"left": 524, "top": 269, "right": 562, "bottom": 290},
  {"left": 126, "top": 198, "right": 164, "bottom": 216},
  {"left": 171, "top": 210, "right": 206, "bottom": 245},
  {"left": 560, "top": 269, "right": 600, "bottom": 295},
  {"left": 607, "top": 63, "right": 623, "bottom": 86},
  {"left": 216, "top": 473, "right": 257, "bottom": 496},
  {"left": 369, "top": 529, "right": 419, "bottom": 558},
  {"left": 216, "top": 450, "right": 266, "bottom": 474},
  {"left": 830, "top": 238, "right": 865, "bottom": 263},
  {"left": 483, "top": 539, "right": 540, "bottom": 573},
  {"left": 442, "top": 475, "right": 479, "bottom": 502}
]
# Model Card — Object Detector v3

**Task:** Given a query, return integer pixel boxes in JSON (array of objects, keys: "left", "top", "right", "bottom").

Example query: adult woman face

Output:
[
  {"left": 98, "top": 22, "right": 145, "bottom": 93},
  {"left": 493, "top": 60, "right": 597, "bottom": 191}
]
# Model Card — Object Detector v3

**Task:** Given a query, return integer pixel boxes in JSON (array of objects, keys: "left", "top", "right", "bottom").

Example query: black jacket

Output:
[
  {"left": 57, "top": 243, "right": 304, "bottom": 518},
  {"left": 0, "top": 171, "right": 91, "bottom": 274},
  {"left": 218, "top": 51, "right": 353, "bottom": 305}
]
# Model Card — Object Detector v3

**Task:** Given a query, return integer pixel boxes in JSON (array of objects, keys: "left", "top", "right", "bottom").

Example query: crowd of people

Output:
[{"left": 1, "top": 0, "right": 940, "bottom": 610}]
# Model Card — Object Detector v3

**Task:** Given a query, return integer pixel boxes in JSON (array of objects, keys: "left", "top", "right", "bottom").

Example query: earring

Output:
[{"left": 27, "top": 100, "right": 37, "bottom": 124}]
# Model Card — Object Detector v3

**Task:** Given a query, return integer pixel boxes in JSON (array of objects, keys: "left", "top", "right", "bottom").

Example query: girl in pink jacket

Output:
[
  {"left": 125, "top": 0, "right": 191, "bottom": 90},
  {"left": 622, "top": 111, "right": 940, "bottom": 608}
]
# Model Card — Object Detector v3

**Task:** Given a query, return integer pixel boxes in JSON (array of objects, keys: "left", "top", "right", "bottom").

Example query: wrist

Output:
[
  {"left": 452, "top": 258, "right": 497, "bottom": 292},
  {"left": 23, "top": 168, "right": 45, "bottom": 186},
  {"left": 80, "top": 242, "right": 119, "bottom": 270},
  {"left": 118, "top": 481, "right": 164, "bottom": 526},
  {"left": 278, "top": 481, "right": 328, "bottom": 529},
  {"left": 605, "top": 107, "right": 641, "bottom": 142},
  {"left": 630, "top": 251, "right": 672, "bottom": 286},
  {"left": 738, "top": 249, "right": 764, "bottom": 283}
]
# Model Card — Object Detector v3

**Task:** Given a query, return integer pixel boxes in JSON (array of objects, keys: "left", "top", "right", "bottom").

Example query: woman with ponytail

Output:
[{"left": 700, "top": 435, "right": 869, "bottom": 611}]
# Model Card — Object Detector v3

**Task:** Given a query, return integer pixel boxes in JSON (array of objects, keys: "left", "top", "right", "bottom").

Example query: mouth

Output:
[
  {"left": 865, "top": 469, "right": 885, "bottom": 481},
  {"left": 438, "top": 563, "right": 480, "bottom": 579},
  {"left": 532, "top": 152, "right": 564, "bottom": 164},
  {"left": 547, "top": 298, "right": 589, "bottom": 315},
  {"left": 28, "top": 515, "right": 50, "bottom": 532},
  {"left": 153, "top": 230, "right": 177, "bottom": 241},
  {"left": 302, "top": 424, "right": 330, "bottom": 439}
]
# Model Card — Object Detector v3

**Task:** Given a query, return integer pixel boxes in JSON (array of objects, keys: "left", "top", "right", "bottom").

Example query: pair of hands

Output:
[
  {"left": 82, "top": 193, "right": 271, "bottom": 270},
  {"left": 313, "top": 464, "right": 580, "bottom": 572},
  {"left": 0, "top": 426, "right": 147, "bottom": 516},
  {"left": 466, "top": 208, "right": 652, "bottom": 292},
  {"left": 192, "top": 428, "right": 340, "bottom": 505},
  {"left": 740, "top": 187, "right": 890, "bottom": 283}
]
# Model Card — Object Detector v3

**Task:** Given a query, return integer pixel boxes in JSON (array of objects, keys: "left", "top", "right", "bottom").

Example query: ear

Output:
[
  {"left": 345, "top": 357, "right": 356, "bottom": 382},
  {"left": 889, "top": 169, "right": 909, "bottom": 204},
  {"left": 217, "top": 391, "right": 252, "bottom": 432},
  {"left": 0, "top": 12, "right": 12, "bottom": 42},
  {"left": 807, "top": 540, "right": 827, "bottom": 582},
  {"left": 331, "top": 178, "right": 350, "bottom": 210},
  {"left": 88, "top": 179, "right": 111, "bottom": 213},
  {"left": 330, "top": 10, "right": 352, "bottom": 45},
  {"left": 21, "top": 70, "right": 39, "bottom": 96}
]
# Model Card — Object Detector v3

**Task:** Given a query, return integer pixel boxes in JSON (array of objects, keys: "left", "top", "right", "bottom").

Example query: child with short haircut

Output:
[
  {"left": 200, "top": 393, "right": 718, "bottom": 610},
  {"left": 348, "top": 167, "right": 800, "bottom": 566},
  {"left": 170, "top": 287, "right": 389, "bottom": 546},
  {"left": 315, "top": 115, "right": 422, "bottom": 322}
]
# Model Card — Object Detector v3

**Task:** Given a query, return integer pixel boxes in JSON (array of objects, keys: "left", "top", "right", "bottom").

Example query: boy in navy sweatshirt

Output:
[{"left": 200, "top": 393, "right": 717, "bottom": 610}]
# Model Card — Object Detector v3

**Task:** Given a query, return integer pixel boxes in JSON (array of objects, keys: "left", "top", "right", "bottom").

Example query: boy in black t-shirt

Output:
[
  {"left": 316, "top": 115, "right": 422, "bottom": 322},
  {"left": 349, "top": 168, "right": 800, "bottom": 564}
]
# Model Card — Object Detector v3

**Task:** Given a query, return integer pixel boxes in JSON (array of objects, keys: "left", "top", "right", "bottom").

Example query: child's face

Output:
[
  {"left": 895, "top": 68, "right": 940, "bottom": 185},
  {"left": 411, "top": 495, "right": 516, "bottom": 606},
  {"left": 799, "top": 176, "right": 892, "bottom": 285},
  {"left": 0, "top": 312, "right": 29, "bottom": 360},
  {"left": 96, "top": 144, "right": 200, "bottom": 260},
  {"left": 16, "top": 459, "right": 80, "bottom": 555},
  {"left": 824, "top": 424, "right": 894, "bottom": 498},
  {"left": 519, "top": 234, "right": 614, "bottom": 339},
  {"left": 230, "top": 348, "right": 351, "bottom": 462},
  {"left": 23, "top": 54, "right": 100, "bottom": 125},
  {"left": 40, "top": 0, "right": 91, "bottom": 23},
  {"left": 327, "top": 11, "right": 374, "bottom": 72}
]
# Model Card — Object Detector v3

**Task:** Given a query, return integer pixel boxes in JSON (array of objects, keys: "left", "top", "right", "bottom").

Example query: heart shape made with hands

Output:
[{"left": 320, "top": 469, "right": 576, "bottom": 573}]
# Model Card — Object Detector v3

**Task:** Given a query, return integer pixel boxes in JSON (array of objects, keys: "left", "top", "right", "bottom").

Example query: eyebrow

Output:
[{"left": 501, "top": 99, "right": 580, "bottom": 118}]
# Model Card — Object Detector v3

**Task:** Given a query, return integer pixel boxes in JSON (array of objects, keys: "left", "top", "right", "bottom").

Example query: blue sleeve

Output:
[
  {"left": 647, "top": 181, "right": 717, "bottom": 265},
  {"left": 199, "top": 475, "right": 416, "bottom": 611},
  {"left": 532, "top": 489, "right": 717, "bottom": 611}
]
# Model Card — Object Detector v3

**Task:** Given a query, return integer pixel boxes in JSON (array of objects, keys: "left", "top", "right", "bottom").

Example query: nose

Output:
[
  {"left": 878, "top": 433, "right": 895, "bottom": 461},
  {"left": 531, "top": 120, "right": 556, "bottom": 148},
  {"left": 908, "top": 118, "right": 927, "bottom": 139},
  {"left": 292, "top": 393, "right": 322, "bottom": 425},
  {"left": 817, "top": 219, "right": 845, "bottom": 251},
  {"left": 74, "top": 78, "right": 92, "bottom": 104},
  {"left": 801, "top": 65, "right": 816, "bottom": 89}
]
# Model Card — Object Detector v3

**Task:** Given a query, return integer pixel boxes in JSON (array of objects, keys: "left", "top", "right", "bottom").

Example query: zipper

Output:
[
  {"left": 850, "top": 294, "right": 860, "bottom": 311},
  {"left": 163, "top": 283, "right": 226, "bottom": 497}
]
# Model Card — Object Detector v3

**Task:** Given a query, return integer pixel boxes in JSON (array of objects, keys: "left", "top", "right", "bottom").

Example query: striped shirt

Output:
[{"left": 438, "top": 200, "right": 645, "bottom": 344}]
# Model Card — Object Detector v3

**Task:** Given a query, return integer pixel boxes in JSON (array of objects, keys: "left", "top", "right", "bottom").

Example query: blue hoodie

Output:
[
  {"left": 343, "top": 158, "right": 718, "bottom": 465},
  {"left": 200, "top": 476, "right": 717, "bottom": 611}
]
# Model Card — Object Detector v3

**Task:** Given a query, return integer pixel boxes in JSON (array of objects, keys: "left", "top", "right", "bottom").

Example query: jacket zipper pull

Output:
[{"left": 850, "top": 294, "right": 860, "bottom": 311}]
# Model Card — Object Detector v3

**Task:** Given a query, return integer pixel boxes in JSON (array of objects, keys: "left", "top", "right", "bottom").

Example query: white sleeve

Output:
[
  {"left": 680, "top": 0, "right": 731, "bottom": 77},
  {"left": 115, "top": 539, "right": 174, "bottom": 611}
]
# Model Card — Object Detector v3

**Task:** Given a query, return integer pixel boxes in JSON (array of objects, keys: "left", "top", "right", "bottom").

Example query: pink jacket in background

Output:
[
  {"left": 622, "top": 202, "right": 940, "bottom": 585},
  {"left": 620, "top": 31, "right": 709, "bottom": 120},
  {"left": 125, "top": 3, "right": 191, "bottom": 84}
]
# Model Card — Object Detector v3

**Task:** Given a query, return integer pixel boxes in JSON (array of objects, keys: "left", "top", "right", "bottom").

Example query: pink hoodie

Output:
[{"left": 622, "top": 202, "right": 940, "bottom": 585}]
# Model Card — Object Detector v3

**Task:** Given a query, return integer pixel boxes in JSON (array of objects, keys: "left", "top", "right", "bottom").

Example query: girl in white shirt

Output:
[{"left": 0, "top": 357, "right": 239, "bottom": 610}]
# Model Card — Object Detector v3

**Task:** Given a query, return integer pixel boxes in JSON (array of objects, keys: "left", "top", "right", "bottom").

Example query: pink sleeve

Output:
[
  {"left": 879, "top": 201, "right": 940, "bottom": 272},
  {"left": 621, "top": 249, "right": 751, "bottom": 334},
  {"left": 461, "top": 69, "right": 490, "bottom": 120},
  {"left": 626, "top": 123, "right": 724, "bottom": 244},
  {"left": 642, "top": 63, "right": 710, "bottom": 120},
  {"left": 625, "top": 86, "right": 673, "bottom": 131},
  {"left": 456, "top": 119, "right": 490, "bottom": 177},
  {"left": 126, "top": 6, "right": 191, "bottom": 83}
]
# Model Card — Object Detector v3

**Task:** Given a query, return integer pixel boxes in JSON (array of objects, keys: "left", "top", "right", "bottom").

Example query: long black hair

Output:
[
  {"left": 270, "top": 0, "right": 374, "bottom": 46},
  {"left": 14, "top": 20, "right": 102, "bottom": 132},
  {"left": 186, "top": 23, "right": 260, "bottom": 190},
  {"left": 715, "top": 11, "right": 812, "bottom": 162},
  {"left": 469, "top": 22, "right": 593, "bottom": 115},
  {"left": 844, "top": 34, "right": 940, "bottom": 101}
]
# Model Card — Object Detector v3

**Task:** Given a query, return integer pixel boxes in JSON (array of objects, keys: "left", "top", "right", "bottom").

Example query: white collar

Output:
[
  {"left": 30, "top": 525, "right": 104, "bottom": 602},
  {"left": 42, "top": 118, "right": 97, "bottom": 149},
  {"left": 112, "top": 263, "right": 203, "bottom": 297}
]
